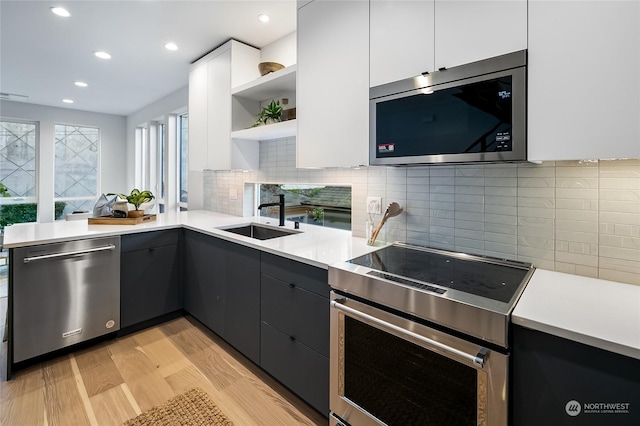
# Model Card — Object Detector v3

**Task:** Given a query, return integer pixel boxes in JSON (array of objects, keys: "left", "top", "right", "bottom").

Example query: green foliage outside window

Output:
[{"left": 0, "top": 202, "right": 66, "bottom": 228}]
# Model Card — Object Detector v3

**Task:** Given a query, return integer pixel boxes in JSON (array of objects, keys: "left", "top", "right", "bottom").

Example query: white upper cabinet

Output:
[
  {"left": 370, "top": 1, "right": 435, "bottom": 88},
  {"left": 206, "top": 50, "right": 232, "bottom": 171},
  {"left": 370, "top": 0, "right": 527, "bottom": 87},
  {"left": 188, "top": 63, "right": 209, "bottom": 172},
  {"left": 434, "top": 0, "right": 527, "bottom": 70},
  {"left": 528, "top": 1, "right": 640, "bottom": 161},
  {"left": 188, "top": 40, "right": 261, "bottom": 171},
  {"left": 297, "top": 0, "right": 370, "bottom": 168}
]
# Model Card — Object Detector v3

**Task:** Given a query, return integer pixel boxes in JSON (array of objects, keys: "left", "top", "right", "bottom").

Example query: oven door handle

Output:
[{"left": 331, "top": 299, "right": 488, "bottom": 367}]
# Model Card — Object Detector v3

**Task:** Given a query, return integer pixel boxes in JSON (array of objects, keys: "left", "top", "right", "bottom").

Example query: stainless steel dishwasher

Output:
[{"left": 12, "top": 236, "right": 120, "bottom": 363}]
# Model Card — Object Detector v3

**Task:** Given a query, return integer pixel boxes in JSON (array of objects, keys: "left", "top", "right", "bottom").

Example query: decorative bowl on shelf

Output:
[{"left": 258, "top": 61, "right": 284, "bottom": 76}]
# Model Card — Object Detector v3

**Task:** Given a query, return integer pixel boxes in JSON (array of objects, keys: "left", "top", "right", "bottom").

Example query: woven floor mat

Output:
[{"left": 123, "top": 388, "right": 233, "bottom": 426}]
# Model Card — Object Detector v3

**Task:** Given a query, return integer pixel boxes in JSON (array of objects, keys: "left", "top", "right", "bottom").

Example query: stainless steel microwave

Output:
[{"left": 370, "top": 50, "right": 527, "bottom": 165}]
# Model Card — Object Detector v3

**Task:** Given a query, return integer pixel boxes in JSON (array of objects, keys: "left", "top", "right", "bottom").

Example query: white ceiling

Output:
[{"left": 0, "top": 0, "right": 297, "bottom": 116}]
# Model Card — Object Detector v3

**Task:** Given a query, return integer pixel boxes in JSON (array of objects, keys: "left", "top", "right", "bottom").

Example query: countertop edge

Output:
[
  {"left": 511, "top": 316, "right": 640, "bottom": 361},
  {"left": 512, "top": 269, "right": 640, "bottom": 361},
  {"left": 3, "top": 211, "right": 381, "bottom": 269}
]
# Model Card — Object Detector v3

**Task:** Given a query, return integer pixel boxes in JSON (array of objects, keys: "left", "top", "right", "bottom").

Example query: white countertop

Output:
[
  {"left": 513, "top": 269, "right": 640, "bottom": 360},
  {"left": 2, "top": 210, "right": 382, "bottom": 269}
]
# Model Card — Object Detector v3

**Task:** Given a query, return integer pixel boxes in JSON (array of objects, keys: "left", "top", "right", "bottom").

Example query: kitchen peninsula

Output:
[{"left": 3, "top": 210, "right": 378, "bottom": 415}]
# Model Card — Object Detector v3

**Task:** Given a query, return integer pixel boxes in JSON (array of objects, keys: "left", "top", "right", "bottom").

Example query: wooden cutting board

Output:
[{"left": 88, "top": 214, "right": 156, "bottom": 225}]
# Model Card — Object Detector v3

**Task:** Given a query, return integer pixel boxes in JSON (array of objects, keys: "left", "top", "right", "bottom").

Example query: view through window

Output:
[
  {"left": 179, "top": 113, "right": 188, "bottom": 209},
  {"left": 54, "top": 124, "right": 99, "bottom": 217},
  {"left": 0, "top": 120, "right": 38, "bottom": 228},
  {"left": 258, "top": 184, "right": 351, "bottom": 230},
  {"left": 157, "top": 123, "right": 165, "bottom": 213}
]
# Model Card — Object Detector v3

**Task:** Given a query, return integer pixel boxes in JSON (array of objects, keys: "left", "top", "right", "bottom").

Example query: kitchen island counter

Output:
[{"left": 2, "top": 210, "right": 380, "bottom": 269}]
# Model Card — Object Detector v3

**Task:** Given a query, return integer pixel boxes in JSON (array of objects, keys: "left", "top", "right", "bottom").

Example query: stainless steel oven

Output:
[{"left": 329, "top": 243, "right": 534, "bottom": 426}]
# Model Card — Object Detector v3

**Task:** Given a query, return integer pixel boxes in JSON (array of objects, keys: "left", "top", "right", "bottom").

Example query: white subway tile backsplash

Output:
[
  {"left": 203, "top": 139, "right": 640, "bottom": 286},
  {"left": 485, "top": 213, "right": 517, "bottom": 227}
]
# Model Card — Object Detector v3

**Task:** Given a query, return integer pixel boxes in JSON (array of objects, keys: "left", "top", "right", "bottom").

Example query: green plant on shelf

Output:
[{"left": 252, "top": 99, "right": 282, "bottom": 127}]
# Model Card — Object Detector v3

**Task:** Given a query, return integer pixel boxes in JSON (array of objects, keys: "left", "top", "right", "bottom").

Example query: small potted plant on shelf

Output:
[
  {"left": 252, "top": 99, "right": 282, "bottom": 127},
  {"left": 111, "top": 189, "right": 154, "bottom": 218}
]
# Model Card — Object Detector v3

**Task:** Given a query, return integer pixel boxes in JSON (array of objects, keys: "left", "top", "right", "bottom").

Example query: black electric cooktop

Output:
[{"left": 348, "top": 244, "right": 532, "bottom": 303}]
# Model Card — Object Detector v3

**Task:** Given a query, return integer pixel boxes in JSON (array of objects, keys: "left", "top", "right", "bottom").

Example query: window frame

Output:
[
  {"left": 53, "top": 123, "right": 101, "bottom": 218},
  {"left": 0, "top": 118, "right": 39, "bottom": 224}
]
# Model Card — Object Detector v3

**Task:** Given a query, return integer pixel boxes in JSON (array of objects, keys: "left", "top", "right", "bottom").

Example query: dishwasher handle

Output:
[{"left": 23, "top": 244, "right": 116, "bottom": 263}]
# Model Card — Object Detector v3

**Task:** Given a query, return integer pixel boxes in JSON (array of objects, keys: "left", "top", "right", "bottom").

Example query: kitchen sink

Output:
[{"left": 218, "top": 223, "right": 301, "bottom": 240}]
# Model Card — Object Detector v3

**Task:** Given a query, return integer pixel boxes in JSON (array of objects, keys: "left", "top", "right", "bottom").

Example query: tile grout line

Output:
[{"left": 68, "top": 353, "right": 99, "bottom": 426}]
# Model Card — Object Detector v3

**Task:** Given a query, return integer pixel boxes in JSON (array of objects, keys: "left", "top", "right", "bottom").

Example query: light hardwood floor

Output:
[{"left": 0, "top": 316, "right": 326, "bottom": 425}]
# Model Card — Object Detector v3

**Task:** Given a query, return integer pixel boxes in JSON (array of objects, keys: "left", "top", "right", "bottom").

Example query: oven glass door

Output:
[{"left": 330, "top": 295, "right": 508, "bottom": 426}]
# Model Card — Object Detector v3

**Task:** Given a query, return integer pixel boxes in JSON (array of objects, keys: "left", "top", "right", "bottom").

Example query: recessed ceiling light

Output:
[
  {"left": 62, "top": 99, "right": 74, "bottom": 104},
  {"left": 165, "top": 42, "right": 178, "bottom": 51},
  {"left": 74, "top": 81, "right": 88, "bottom": 87},
  {"left": 94, "top": 51, "right": 111, "bottom": 60},
  {"left": 257, "top": 14, "right": 270, "bottom": 23},
  {"left": 50, "top": 7, "right": 70, "bottom": 17}
]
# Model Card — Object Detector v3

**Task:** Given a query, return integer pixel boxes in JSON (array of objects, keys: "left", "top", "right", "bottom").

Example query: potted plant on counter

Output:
[{"left": 111, "top": 189, "right": 154, "bottom": 218}]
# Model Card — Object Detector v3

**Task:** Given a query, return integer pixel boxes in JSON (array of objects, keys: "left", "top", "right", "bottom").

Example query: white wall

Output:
[
  {"left": 260, "top": 31, "right": 296, "bottom": 66},
  {"left": 0, "top": 100, "right": 126, "bottom": 222}
]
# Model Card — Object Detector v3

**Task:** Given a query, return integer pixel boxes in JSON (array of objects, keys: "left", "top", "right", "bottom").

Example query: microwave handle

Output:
[{"left": 331, "top": 298, "right": 488, "bottom": 367}]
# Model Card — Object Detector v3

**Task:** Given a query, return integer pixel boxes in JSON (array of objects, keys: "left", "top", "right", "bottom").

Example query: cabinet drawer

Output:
[
  {"left": 261, "top": 252, "right": 328, "bottom": 297},
  {"left": 121, "top": 229, "right": 179, "bottom": 252},
  {"left": 260, "top": 322, "right": 329, "bottom": 415},
  {"left": 261, "top": 274, "right": 329, "bottom": 357}
]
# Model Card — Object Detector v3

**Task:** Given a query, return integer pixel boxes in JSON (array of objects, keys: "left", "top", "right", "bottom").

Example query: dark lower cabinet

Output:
[
  {"left": 120, "top": 230, "right": 181, "bottom": 330},
  {"left": 183, "top": 230, "right": 260, "bottom": 364},
  {"left": 261, "top": 322, "right": 330, "bottom": 414},
  {"left": 512, "top": 325, "right": 640, "bottom": 426},
  {"left": 260, "top": 252, "right": 329, "bottom": 415},
  {"left": 183, "top": 230, "right": 226, "bottom": 336}
]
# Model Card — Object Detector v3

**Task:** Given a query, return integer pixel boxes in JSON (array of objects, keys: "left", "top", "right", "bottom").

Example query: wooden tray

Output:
[{"left": 88, "top": 214, "right": 156, "bottom": 225}]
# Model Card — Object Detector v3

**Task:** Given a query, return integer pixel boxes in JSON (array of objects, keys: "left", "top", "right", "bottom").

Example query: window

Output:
[
  {"left": 0, "top": 120, "right": 39, "bottom": 227},
  {"left": 54, "top": 124, "right": 99, "bottom": 217},
  {"left": 179, "top": 113, "right": 188, "bottom": 209},
  {"left": 157, "top": 123, "right": 165, "bottom": 213},
  {"left": 135, "top": 126, "right": 148, "bottom": 189},
  {"left": 258, "top": 184, "right": 351, "bottom": 230}
]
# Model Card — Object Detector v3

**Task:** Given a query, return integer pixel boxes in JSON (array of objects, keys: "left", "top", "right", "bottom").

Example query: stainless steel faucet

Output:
[{"left": 258, "top": 194, "right": 285, "bottom": 226}]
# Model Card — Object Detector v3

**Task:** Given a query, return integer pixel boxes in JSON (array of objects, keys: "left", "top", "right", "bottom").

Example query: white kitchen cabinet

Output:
[
  {"left": 206, "top": 50, "right": 232, "bottom": 171},
  {"left": 369, "top": 0, "right": 527, "bottom": 87},
  {"left": 434, "top": 0, "right": 527, "bottom": 70},
  {"left": 370, "top": 0, "right": 435, "bottom": 88},
  {"left": 188, "top": 64, "right": 209, "bottom": 172},
  {"left": 188, "top": 40, "right": 260, "bottom": 172},
  {"left": 297, "top": 0, "right": 369, "bottom": 168},
  {"left": 528, "top": 1, "right": 640, "bottom": 161}
]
